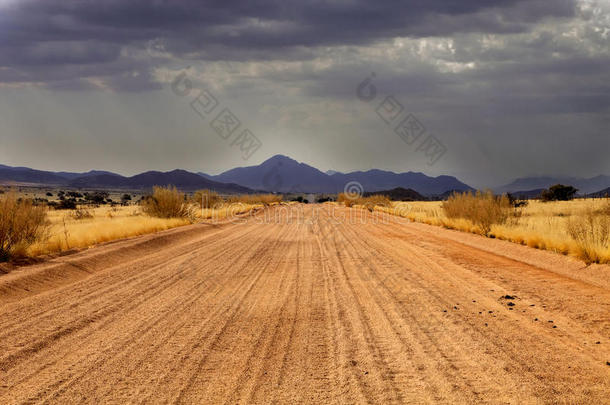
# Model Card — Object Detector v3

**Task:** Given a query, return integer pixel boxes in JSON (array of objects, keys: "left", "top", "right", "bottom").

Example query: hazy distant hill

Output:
[
  {"left": 69, "top": 170, "right": 253, "bottom": 193},
  {"left": 508, "top": 188, "right": 545, "bottom": 200},
  {"left": 0, "top": 165, "right": 121, "bottom": 185},
  {"left": 588, "top": 187, "right": 610, "bottom": 198},
  {"left": 208, "top": 155, "right": 473, "bottom": 196},
  {"left": 498, "top": 175, "right": 610, "bottom": 194},
  {"left": 325, "top": 170, "right": 342, "bottom": 176},
  {"left": 55, "top": 170, "right": 119, "bottom": 180},
  {"left": 0, "top": 164, "right": 253, "bottom": 193},
  {"left": 363, "top": 187, "right": 427, "bottom": 201},
  {"left": 330, "top": 170, "right": 472, "bottom": 196},
  {"left": 0, "top": 165, "right": 67, "bottom": 185}
]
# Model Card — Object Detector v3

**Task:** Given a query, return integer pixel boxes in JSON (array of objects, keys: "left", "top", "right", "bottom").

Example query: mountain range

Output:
[
  {"left": 0, "top": 164, "right": 251, "bottom": 194},
  {"left": 203, "top": 155, "right": 473, "bottom": 195},
  {"left": 1, "top": 156, "right": 609, "bottom": 197}
]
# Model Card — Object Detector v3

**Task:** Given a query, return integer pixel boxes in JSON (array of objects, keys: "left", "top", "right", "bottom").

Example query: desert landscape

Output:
[
  {"left": 0, "top": 203, "right": 609, "bottom": 403},
  {"left": 2, "top": 0, "right": 610, "bottom": 403}
]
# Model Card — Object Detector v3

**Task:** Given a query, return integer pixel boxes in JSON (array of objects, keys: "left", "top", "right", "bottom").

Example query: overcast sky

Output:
[{"left": 0, "top": 0, "right": 608, "bottom": 187}]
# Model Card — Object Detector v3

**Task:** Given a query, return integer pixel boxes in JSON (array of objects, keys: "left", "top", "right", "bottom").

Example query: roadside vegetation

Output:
[
  {"left": 5, "top": 182, "right": 608, "bottom": 265},
  {"left": 28, "top": 205, "right": 190, "bottom": 257},
  {"left": 142, "top": 186, "right": 192, "bottom": 219},
  {"left": 0, "top": 186, "right": 283, "bottom": 261},
  {"left": 566, "top": 205, "right": 610, "bottom": 263},
  {"left": 379, "top": 196, "right": 610, "bottom": 264},
  {"left": 337, "top": 193, "right": 391, "bottom": 210},
  {"left": 0, "top": 190, "right": 50, "bottom": 260},
  {"left": 227, "top": 194, "right": 283, "bottom": 206},
  {"left": 192, "top": 189, "right": 223, "bottom": 209},
  {"left": 442, "top": 191, "right": 513, "bottom": 235},
  {"left": 335, "top": 185, "right": 609, "bottom": 264},
  {"left": 197, "top": 193, "right": 282, "bottom": 220}
]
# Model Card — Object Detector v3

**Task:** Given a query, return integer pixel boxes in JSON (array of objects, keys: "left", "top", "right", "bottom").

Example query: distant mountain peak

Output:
[{"left": 262, "top": 154, "right": 298, "bottom": 165}]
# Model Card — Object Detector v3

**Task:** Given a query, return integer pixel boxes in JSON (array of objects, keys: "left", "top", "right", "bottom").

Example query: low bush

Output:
[
  {"left": 567, "top": 209, "right": 610, "bottom": 263},
  {"left": 359, "top": 195, "right": 391, "bottom": 211},
  {"left": 442, "top": 191, "right": 512, "bottom": 234},
  {"left": 338, "top": 193, "right": 391, "bottom": 210},
  {"left": 71, "top": 208, "right": 94, "bottom": 220},
  {"left": 337, "top": 193, "right": 354, "bottom": 207},
  {"left": 193, "top": 189, "right": 224, "bottom": 209},
  {"left": 142, "top": 186, "right": 190, "bottom": 219},
  {"left": 0, "top": 190, "right": 50, "bottom": 260}
]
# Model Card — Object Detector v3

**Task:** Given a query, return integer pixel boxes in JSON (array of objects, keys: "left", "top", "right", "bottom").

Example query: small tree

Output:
[{"left": 541, "top": 184, "right": 578, "bottom": 201}]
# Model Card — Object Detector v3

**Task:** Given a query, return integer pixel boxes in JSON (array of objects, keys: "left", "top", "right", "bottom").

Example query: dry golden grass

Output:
[
  {"left": 195, "top": 193, "right": 281, "bottom": 220},
  {"left": 566, "top": 208, "right": 610, "bottom": 264},
  {"left": 338, "top": 193, "right": 391, "bottom": 210},
  {"left": 337, "top": 193, "right": 355, "bottom": 207},
  {"left": 226, "top": 194, "right": 282, "bottom": 206},
  {"left": 28, "top": 205, "right": 190, "bottom": 256},
  {"left": 0, "top": 190, "right": 50, "bottom": 260},
  {"left": 27, "top": 200, "right": 265, "bottom": 257},
  {"left": 195, "top": 203, "right": 262, "bottom": 220},
  {"left": 383, "top": 198, "right": 610, "bottom": 264}
]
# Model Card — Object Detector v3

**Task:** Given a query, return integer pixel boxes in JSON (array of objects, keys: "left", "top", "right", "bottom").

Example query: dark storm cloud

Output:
[{"left": 0, "top": 0, "right": 577, "bottom": 87}]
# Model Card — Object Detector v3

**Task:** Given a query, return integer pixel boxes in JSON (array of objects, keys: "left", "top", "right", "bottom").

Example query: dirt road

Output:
[{"left": 1, "top": 205, "right": 609, "bottom": 404}]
